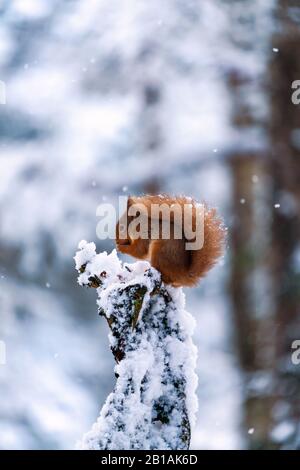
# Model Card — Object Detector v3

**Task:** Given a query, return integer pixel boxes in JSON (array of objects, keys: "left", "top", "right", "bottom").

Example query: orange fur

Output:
[{"left": 116, "top": 195, "right": 225, "bottom": 287}]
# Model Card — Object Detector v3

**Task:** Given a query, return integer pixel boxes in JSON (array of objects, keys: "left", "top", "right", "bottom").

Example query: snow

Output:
[{"left": 75, "top": 244, "right": 198, "bottom": 450}]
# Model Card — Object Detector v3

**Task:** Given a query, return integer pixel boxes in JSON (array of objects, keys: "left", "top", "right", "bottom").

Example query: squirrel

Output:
[{"left": 116, "top": 194, "right": 225, "bottom": 287}]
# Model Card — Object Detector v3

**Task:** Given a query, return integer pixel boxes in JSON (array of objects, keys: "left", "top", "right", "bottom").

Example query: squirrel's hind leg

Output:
[{"left": 150, "top": 238, "right": 191, "bottom": 286}]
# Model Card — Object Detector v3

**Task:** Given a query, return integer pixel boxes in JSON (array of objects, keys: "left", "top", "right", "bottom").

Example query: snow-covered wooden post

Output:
[{"left": 74, "top": 241, "right": 198, "bottom": 450}]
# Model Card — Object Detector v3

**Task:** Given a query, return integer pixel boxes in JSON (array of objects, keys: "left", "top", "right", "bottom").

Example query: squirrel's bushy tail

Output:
[
  {"left": 186, "top": 206, "right": 225, "bottom": 286},
  {"left": 171, "top": 205, "right": 225, "bottom": 287}
]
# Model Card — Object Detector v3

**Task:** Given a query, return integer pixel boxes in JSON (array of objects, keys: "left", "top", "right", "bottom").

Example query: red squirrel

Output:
[{"left": 116, "top": 195, "right": 225, "bottom": 287}]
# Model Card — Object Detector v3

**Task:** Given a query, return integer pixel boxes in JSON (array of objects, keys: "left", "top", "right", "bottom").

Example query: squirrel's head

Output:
[{"left": 115, "top": 196, "right": 150, "bottom": 260}]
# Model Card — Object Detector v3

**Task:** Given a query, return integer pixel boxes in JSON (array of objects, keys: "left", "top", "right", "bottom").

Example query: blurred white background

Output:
[{"left": 1, "top": 0, "right": 300, "bottom": 450}]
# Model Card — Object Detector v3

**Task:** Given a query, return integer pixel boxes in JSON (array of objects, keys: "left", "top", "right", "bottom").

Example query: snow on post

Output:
[{"left": 74, "top": 241, "right": 198, "bottom": 450}]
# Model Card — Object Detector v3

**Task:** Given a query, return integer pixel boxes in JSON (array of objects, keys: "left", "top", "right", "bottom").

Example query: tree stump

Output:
[{"left": 74, "top": 241, "right": 198, "bottom": 450}]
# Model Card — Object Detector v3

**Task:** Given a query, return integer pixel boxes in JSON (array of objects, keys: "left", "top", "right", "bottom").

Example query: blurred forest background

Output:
[{"left": 0, "top": 0, "right": 300, "bottom": 450}]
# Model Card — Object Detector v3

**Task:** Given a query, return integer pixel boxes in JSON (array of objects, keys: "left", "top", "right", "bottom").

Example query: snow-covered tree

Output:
[{"left": 74, "top": 241, "right": 198, "bottom": 450}]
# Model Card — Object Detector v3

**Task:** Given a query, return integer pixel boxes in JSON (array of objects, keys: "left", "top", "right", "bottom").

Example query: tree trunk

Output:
[{"left": 268, "top": 4, "right": 300, "bottom": 448}]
